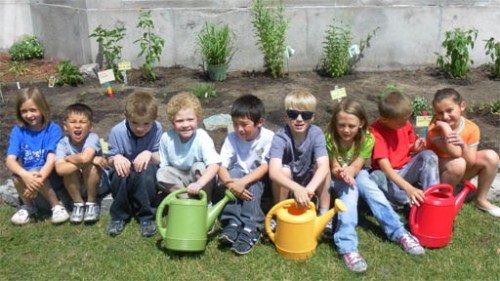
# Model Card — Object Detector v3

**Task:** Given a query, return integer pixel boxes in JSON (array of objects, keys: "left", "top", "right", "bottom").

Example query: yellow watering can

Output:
[{"left": 265, "top": 199, "right": 346, "bottom": 260}]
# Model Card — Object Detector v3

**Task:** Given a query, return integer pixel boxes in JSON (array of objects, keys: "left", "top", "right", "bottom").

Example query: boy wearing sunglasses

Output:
[{"left": 268, "top": 90, "right": 330, "bottom": 212}]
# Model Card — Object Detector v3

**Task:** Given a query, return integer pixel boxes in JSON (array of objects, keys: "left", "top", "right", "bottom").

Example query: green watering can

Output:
[{"left": 156, "top": 188, "right": 236, "bottom": 252}]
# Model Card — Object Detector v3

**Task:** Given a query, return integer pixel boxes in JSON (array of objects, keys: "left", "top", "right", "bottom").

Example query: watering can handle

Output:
[
  {"left": 264, "top": 199, "right": 314, "bottom": 242},
  {"left": 423, "top": 183, "right": 453, "bottom": 196},
  {"left": 156, "top": 188, "right": 207, "bottom": 238}
]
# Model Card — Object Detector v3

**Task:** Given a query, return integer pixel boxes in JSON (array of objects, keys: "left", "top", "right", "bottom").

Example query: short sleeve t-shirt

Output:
[
  {"left": 220, "top": 127, "right": 274, "bottom": 174},
  {"left": 268, "top": 124, "right": 328, "bottom": 184},
  {"left": 325, "top": 130, "right": 374, "bottom": 167},
  {"left": 158, "top": 128, "right": 221, "bottom": 170},
  {"left": 107, "top": 120, "right": 162, "bottom": 161},
  {"left": 370, "top": 119, "right": 415, "bottom": 170},
  {"left": 426, "top": 117, "right": 480, "bottom": 159},
  {"left": 7, "top": 121, "right": 62, "bottom": 170},
  {"left": 55, "top": 132, "right": 102, "bottom": 161}
]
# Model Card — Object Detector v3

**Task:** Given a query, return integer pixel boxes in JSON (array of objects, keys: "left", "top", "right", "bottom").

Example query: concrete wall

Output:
[
  {"left": 0, "top": 0, "right": 33, "bottom": 53},
  {"left": 1, "top": 0, "right": 500, "bottom": 71}
]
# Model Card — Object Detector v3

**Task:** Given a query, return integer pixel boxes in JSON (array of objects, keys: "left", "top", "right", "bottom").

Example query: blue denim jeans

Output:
[
  {"left": 332, "top": 169, "right": 407, "bottom": 254},
  {"left": 370, "top": 150, "right": 440, "bottom": 205},
  {"left": 219, "top": 169, "right": 265, "bottom": 231}
]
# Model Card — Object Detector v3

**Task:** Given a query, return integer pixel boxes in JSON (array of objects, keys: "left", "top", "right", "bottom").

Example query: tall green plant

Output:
[
  {"left": 321, "top": 20, "right": 378, "bottom": 78},
  {"left": 89, "top": 25, "right": 126, "bottom": 80},
  {"left": 251, "top": 0, "right": 289, "bottom": 78},
  {"left": 435, "top": 28, "right": 478, "bottom": 79},
  {"left": 197, "top": 23, "right": 233, "bottom": 66},
  {"left": 484, "top": 37, "right": 500, "bottom": 78},
  {"left": 134, "top": 9, "right": 165, "bottom": 81}
]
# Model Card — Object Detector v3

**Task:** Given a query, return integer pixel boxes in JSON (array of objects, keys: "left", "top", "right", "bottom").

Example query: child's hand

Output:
[
  {"left": 187, "top": 182, "right": 203, "bottom": 196},
  {"left": 406, "top": 187, "right": 425, "bottom": 207},
  {"left": 23, "top": 188, "right": 38, "bottom": 199},
  {"left": 226, "top": 178, "right": 253, "bottom": 200},
  {"left": 412, "top": 134, "right": 426, "bottom": 152},
  {"left": 435, "top": 120, "right": 451, "bottom": 130},
  {"left": 446, "top": 132, "right": 465, "bottom": 148},
  {"left": 112, "top": 155, "right": 131, "bottom": 177},
  {"left": 337, "top": 167, "right": 356, "bottom": 186},
  {"left": 133, "top": 151, "right": 152, "bottom": 173},
  {"left": 22, "top": 172, "right": 43, "bottom": 193},
  {"left": 294, "top": 187, "right": 312, "bottom": 209},
  {"left": 92, "top": 156, "right": 108, "bottom": 170}
]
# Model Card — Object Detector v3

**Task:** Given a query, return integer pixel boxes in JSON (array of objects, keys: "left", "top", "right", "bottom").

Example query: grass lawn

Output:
[{"left": 1, "top": 201, "right": 500, "bottom": 280}]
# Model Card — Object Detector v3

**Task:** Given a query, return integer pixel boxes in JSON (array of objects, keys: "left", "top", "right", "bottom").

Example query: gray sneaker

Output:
[
  {"left": 70, "top": 203, "right": 85, "bottom": 223},
  {"left": 84, "top": 203, "right": 100, "bottom": 222}
]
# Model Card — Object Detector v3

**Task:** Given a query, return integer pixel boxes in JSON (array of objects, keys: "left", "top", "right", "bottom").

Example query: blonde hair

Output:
[
  {"left": 15, "top": 86, "right": 50, "bottom": 128},
  {"left": 166, "top": 92, "right": 202, "bottom": 122},
  {"left": 284, "top": 90, "right": 316, "bottom": 111},
  {"left": 124, "top": 91, "right": 158, "bottom": 121},
  {"left": 378, "top": 91, "right": 412, "bottom": 119}
]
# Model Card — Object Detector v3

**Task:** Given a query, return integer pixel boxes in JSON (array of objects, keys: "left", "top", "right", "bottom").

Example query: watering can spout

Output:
[
  {"left": 314, "top": 199, "right": 346, "bottom": 239},
  {"left": 206, "top": 189, "right": 236, "bottom": 231},
  {"left": 454, "top": 180, "right": 477, "bottom": 216}
]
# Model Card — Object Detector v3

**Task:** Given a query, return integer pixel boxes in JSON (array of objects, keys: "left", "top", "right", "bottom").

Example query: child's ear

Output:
[
  {"left": 256, "top": 118, "right": 265, "bottom": 128},
  {"left": 460, "top": 101, "right": 466, "bottom": 111}
]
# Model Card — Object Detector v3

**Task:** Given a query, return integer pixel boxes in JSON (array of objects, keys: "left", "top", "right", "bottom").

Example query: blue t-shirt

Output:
[
  {"left": 55, "top": 132, "right": 102, "bottom": 161},
  {"left": 7, "top": 121, "right": 62, "bottom": 170},
  {"left": 268, "top": 124, "right": 327, "bottom": 184},
  {"left": 107, "top": 120, "right": 162, "bottom": 161}
]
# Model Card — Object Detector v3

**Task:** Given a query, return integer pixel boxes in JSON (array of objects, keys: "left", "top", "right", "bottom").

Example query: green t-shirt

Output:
[{"left": 325, "top": 130, "right": 374, "bottom": 167}]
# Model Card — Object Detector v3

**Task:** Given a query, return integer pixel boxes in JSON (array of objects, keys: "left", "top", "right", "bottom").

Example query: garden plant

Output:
[
  {"left": 197, "top": 22, "right": 234, "bottom": 81},
  {"left": 134, "top": 9, "right": 165, "bottom": 81},
  {"left": 484, "top": 37, "right": 500, "bottom": 78},
  {"left": 411, "top": 95, "right": 433, "bottom": 117},
  {"left": 55, "top": 60, "right": 84, "bottom": 86},
  {"left": 490, "top": 100, "right": 500, "bottom": 115},
  {"left": 251, "top": 0, "right": 289, "bottom": 78},
  {"left": 321, "top": 19, "right": 378, "bottom": 78},
  {"left": 189, "top": 82, "right": 217, "bottom": 100},
  {"left": 89, "top": 25, "right": 127, "bottom": 81},
  {"left": 436, "top": 27, "right": 478, "bottom": 79},
  {"left": 8, "top": 36, "right": 44, "bottom": 61}
]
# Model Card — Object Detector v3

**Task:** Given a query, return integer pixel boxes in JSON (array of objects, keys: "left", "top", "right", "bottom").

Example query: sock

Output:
[{"left": 319, "top": 208, "right": 329, "bottom": 215}]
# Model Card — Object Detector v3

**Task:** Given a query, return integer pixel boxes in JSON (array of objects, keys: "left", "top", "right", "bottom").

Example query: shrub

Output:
[
  {"left": 321, "top": 20, "right": 378, "bottom": 78},
  {"left": 435, "top": 28, "right": 478, "bottom": 79},
  {"left": 89, "top": 25, "right": 126, "bottom": 81},
  {"left": 56, "top": 60, "right": 83, "bottom": 86},
  {"left": 251, "top": 0, "right": 289, "bottom": 78},
  {"left": 484, "top": 37, "right": 500, "bottom": 78},
  {"left": 8, "top": 36, "right": 44, "bottom": 61}
]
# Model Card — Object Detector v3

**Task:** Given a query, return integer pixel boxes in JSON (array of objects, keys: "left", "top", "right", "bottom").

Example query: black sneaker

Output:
[
  {"left": 231, "top": 229, "right": 260, "bottom": 255},
  {"left": 107, "top": 220, "right": 125, "bottom": 236},
  {"left": 140, "top": 220, "right": 157, "bottom": 237},
  {"left": 219, "top": 224, "right": 240, "bottom": 244}
]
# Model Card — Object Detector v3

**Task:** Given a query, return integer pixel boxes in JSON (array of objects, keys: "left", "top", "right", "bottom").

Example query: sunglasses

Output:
[{"left": 286, "top": 109, "right": 314, "bottom": 120}]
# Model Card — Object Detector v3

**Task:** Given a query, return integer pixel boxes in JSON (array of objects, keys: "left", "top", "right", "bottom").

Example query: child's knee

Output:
[{"left": 477, "top": 149, "right": 500, "bottom": 168}]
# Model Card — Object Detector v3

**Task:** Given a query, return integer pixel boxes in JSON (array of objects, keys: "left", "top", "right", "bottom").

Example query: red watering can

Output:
[{"left": 409, "top": 181, "right": 477, "bottom": 248}]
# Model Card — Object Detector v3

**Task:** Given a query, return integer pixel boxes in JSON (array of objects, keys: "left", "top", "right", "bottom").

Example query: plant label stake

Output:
[
  {"left": 98, "top": 68, "right": 116, "bottom": 98},
  {"left": 118, "top": 60, "right": 131, "bottom": 85},
  {"left": 16, "top": 82, "right": 20, "bottom": 90},
  {"left": 330, "top": 85, "right": 347, "bottom": 103},
  {"left": 416, "top": 112, "right": 433, "bottom": 139},
  {"left": 284, "top": 45, "right": 295, "bottom": 75}
]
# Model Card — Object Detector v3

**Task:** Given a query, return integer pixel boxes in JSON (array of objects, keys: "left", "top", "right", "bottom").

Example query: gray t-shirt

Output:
[
  {"left": 55, "top": 132, "right": 102, "bottom": 161},
  {"left": 268, "top": 124, "right": 327, "bottom": 185}
]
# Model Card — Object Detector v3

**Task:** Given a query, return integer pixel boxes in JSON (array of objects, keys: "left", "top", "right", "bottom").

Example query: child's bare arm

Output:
[
  {"left": 305, "top": 156, "right": 329, "bottom": 195},
  {"left": 187, "top": 163, "right": 219, "bottom": 196},
  {"left": 269, "top": 157, "right": 309, "bottom": 207},
  {"left": 64, "top": 147, "right": 97, "bottom": 166},
  {"left": 377, "top": 158, "right": 424, "bottom": 206}
]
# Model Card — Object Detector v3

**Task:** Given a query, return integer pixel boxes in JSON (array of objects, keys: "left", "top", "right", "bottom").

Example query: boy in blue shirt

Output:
[
  {"left": 218, "top": 94, "right": 274, "bottom": 255},
  {"left": 106, "top": 92, "right": 162, "bottom": 237}
]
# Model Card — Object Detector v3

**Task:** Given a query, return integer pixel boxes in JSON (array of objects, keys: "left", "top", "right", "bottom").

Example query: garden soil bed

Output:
[{"left": 1, "top": 55, "right": 499, "bottom": 184}]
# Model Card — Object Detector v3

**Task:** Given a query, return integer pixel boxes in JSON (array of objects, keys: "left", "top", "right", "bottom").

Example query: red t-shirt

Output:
[{"left": 370, "top": 119, "right": 415, "bottom": 170}]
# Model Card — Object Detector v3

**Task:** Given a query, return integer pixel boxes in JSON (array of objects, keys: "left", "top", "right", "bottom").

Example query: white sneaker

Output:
[
  {"left": 83, "top": 203, "right": 100, "bottom": 222},
  {"left": 51, "top": 205, "right": 69, "bottom": 224},
  {"left": 70, "top": 203, "right": 85, "bottom": 223},
  {"left": 11, "top": 205, "right": 37, "bottom": 225}
]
